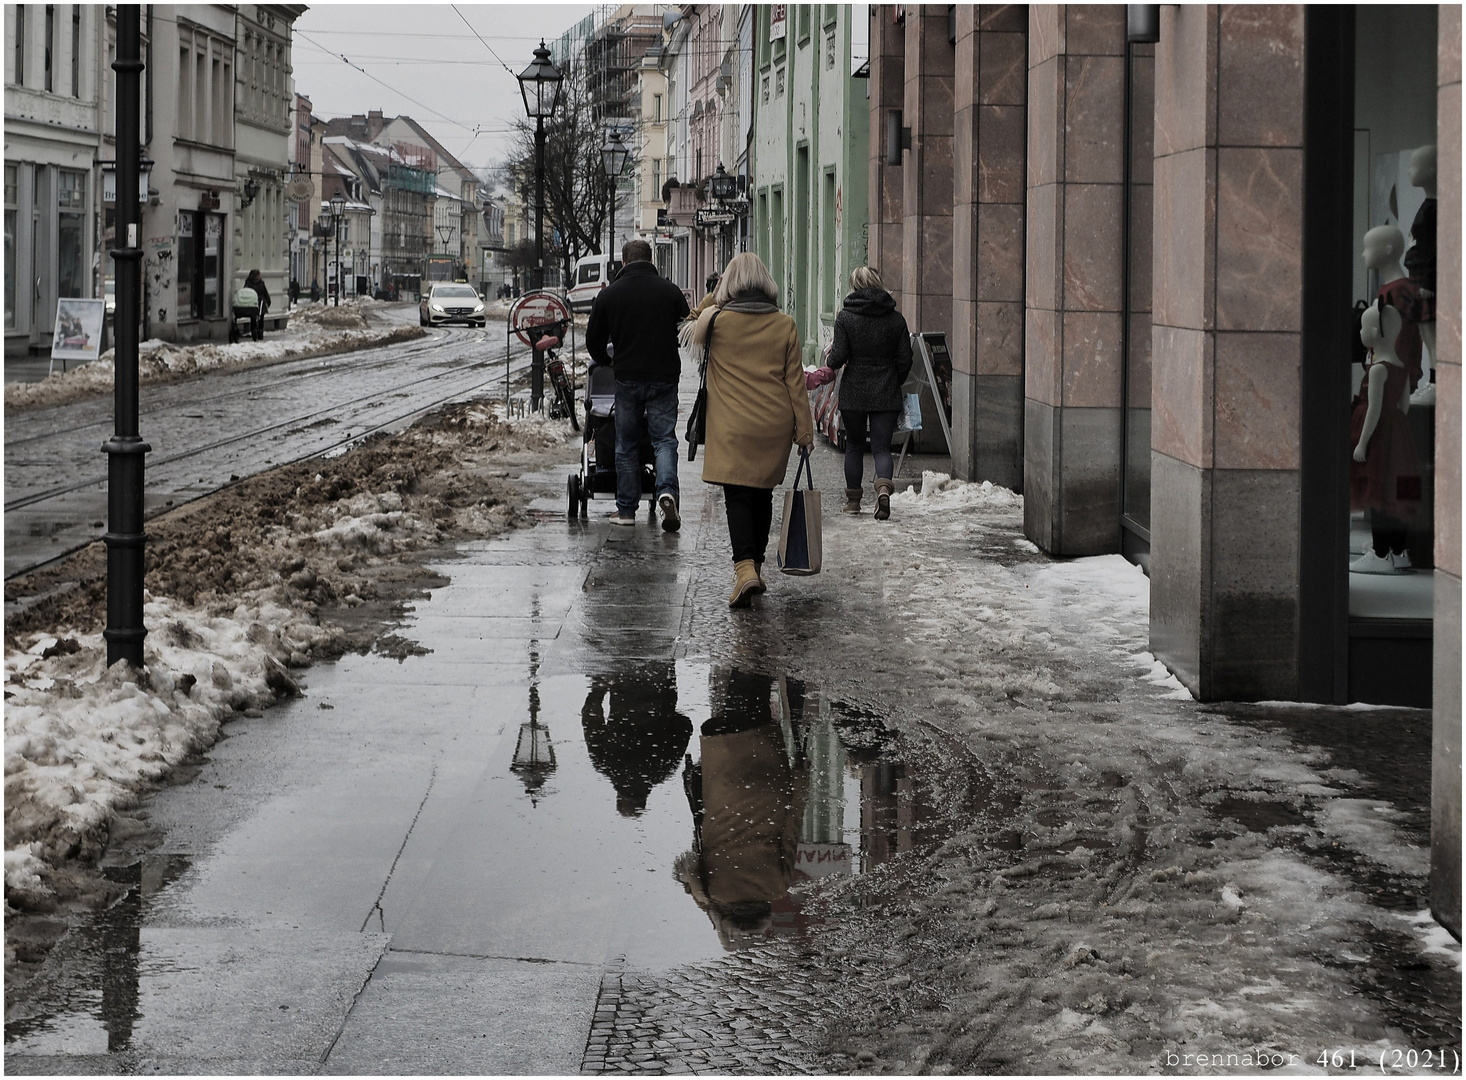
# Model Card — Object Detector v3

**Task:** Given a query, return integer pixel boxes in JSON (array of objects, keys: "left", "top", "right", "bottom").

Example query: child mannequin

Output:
[
  {"left": 1362, "top": 224, "right": 1425, "bottom": 394},
  {"left": 1350, "top": 300, "right": 1421, "bottom": 573}
]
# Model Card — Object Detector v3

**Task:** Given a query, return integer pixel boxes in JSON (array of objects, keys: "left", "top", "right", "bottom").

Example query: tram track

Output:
[{"left": 5, "top": 323, "right": 571, "bottom": 579}]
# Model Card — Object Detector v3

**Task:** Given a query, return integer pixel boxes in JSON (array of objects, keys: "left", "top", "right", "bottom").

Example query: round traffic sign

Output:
[{"left": 509, "top": 291, "right": 572, "bottom": 347}]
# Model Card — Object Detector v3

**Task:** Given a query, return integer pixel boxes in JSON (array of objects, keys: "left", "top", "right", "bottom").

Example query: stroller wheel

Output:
[{"left": 568, "top": 475, "right": 581, "bottom": 519}]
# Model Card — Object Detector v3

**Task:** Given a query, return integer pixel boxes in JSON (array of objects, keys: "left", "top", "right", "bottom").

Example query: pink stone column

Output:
[
  {"left": 1148, "top": 5, "right": 1306, "bottom": 700},
  {"left": 1431, "top": 1, "right": 1461, "bottom": 940},
  {"left": 903, "top": 5, "right": 955, "bottom": 358},
  {"left": 867, "top": 7, "right": 905, "bottom": 308},
  {"left": 952, "top": 5, "right": 1027, "bottom": 487},
  {"left": 1023, "top": 5, "right": 1127, "bottom": 553}
]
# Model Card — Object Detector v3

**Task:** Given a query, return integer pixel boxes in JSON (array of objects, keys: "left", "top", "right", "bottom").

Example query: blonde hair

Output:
[
  {"left": 714, "top": 252, "right": 779, "bottom": 306},
  {"left": 849, "top": 266, "right": 883, "bottom": 292}
]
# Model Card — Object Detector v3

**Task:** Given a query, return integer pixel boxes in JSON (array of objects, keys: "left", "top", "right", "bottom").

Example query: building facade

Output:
[
  {"left": 868, "top": 3, "right": 1459, "bottom": 935},
  {"left": 751, "top": 3, "right": 870, "bottom": 363}
]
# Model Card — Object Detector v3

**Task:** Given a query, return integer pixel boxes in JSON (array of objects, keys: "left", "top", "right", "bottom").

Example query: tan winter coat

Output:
[{"left": 691, "top": 304, "right": 814, "bottom": 489}]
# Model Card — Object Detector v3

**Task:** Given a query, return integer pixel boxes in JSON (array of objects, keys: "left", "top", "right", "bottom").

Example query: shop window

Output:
[
  {"left": 1347, "top": 6, "right": 1438, "bottom": 620},
  {"left": 177, "top": 210, "right": 225, "bottom": 319},
  {"left": 5, "top": 164, "right": 17, "bottom": 330},
  {"left": 57, "top": 168, "right": 84, "bottom": 300}
]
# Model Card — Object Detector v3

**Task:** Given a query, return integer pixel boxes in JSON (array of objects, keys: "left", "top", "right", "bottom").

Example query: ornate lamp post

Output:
[
  {"left": 329, "top": 194, "right": 346, "bottom": 306},
  {"left": 103, "top": 4, "right": 149, "bottom": 668},
  {"left": 517, "top": 40, "right": 563, "bottom": 411},
  {"left": 601, "top": 128, "right": 629, "bottom": 271}
]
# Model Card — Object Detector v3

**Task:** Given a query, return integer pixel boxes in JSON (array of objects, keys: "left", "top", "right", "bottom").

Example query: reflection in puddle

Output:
[
  {"left": 5, "top": 855, "right": 192, "bottom": 1053},
  {"left": 574, "top": 666, "right": 948, "bottom": 952}
]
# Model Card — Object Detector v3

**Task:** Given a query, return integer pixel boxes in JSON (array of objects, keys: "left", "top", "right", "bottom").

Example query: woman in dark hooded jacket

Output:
[{"left": 828, "top": 267, "right": 913, "bottom": 520}]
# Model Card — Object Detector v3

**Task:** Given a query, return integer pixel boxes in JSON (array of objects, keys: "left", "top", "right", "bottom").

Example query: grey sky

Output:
[{"left": 292, "top": 3, "right": 598, "bottom": 181}]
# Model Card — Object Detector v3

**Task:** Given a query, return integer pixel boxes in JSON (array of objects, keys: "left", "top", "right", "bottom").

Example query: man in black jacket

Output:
[{"left": 587, "top": 240, "right": 690, "bottom": 530}]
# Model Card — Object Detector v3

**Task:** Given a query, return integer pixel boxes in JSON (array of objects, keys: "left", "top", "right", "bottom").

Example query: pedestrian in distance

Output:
[
  {"left": 288, "top": 277, "right": 300, "bottom": 309},
  {"left": 828, "top": 267, "right": 912, "bottom": 520},
  {"left": 689, "top": 271, "right": 721, "bottom": 320},
  {"left": 587, "top": 238, "right": 692, "bottom": 532},
  {"left": 309, "top": 278, "right": 321, "bottom": 304},
  {"left": 688, "top": 252, "right": 815, "bottom": 607},
  {"left": 244, "top": 269, "right": 271, "bottom": 341}
]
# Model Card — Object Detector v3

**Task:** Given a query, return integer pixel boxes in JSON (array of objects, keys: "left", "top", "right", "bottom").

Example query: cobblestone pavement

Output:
[{"left": 582, "top": 955, "right": 829, "bottom": 1075}]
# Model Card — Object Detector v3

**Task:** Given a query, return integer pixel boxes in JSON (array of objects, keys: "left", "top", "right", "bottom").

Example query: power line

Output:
[
  {"left": 294, "top": 29, "right": 479, "bottom": 133},
  {"left": 451, "top": 5, "right": 519, "bottom": 77}
]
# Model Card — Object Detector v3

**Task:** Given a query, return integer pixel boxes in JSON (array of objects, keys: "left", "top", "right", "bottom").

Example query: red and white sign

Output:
[
  {"left": 509, "top": 291, "right": 571, "bottom": 347},
  {"left": 770, "top": 4, "right": 787, "bottom": 40}
]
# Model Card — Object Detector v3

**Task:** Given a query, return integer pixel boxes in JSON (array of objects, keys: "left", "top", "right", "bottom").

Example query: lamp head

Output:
[
  {"left": 330, "top": 193, "right": 346, "bottom": 218},
  {"left": 518, "top": 41, "right": 564, "bottom": 119}
]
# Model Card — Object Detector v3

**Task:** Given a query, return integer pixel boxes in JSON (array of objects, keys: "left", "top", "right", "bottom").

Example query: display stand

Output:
[{"left": 897, "top": 333, "right": 953, "bottom": 473}]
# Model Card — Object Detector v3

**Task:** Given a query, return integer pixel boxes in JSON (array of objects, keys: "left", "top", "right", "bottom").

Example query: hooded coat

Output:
[
  {"left": 691, "top": 298, "right": 814, "bottom": 489},
  {"left": 828, "top": 287, "right": 913, "bottom": 413}
]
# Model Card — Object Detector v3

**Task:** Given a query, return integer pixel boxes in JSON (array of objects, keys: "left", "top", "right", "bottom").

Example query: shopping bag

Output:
[
  {"left": 897, "top": 391, "right": 923, "bottom": 433},
  {"left": 686, "top": 310, "right": 718, "bottom": 460},
  {"left": 777, "top": 448, "right": 822, "bottom": 576}
]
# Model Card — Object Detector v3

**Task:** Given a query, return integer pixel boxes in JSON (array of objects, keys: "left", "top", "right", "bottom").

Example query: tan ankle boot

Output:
[
  {"left": 843, "top": 487, "right": 863, "bottom": 514},
  {"left": 729, "top": 559, "right": 761, "bottom": 608},
  {"left": 874, "top": 478, "right": 894, "bottom": 521},
  {"left": 751, "top": 561, "right": 768, "bottom": 594}
]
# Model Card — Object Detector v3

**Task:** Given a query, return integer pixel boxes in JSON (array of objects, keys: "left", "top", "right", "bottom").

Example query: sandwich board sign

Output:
[
  {"left": 50, "top": 298, "right": 106, "bottom": 374},
  {"left": 910, "top": 332, "right": 953, "bottom": 455}
]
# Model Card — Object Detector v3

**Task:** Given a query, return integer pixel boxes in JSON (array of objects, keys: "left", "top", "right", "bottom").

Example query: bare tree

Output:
[{"left": 503, "top": 54, "right": 633, "bottom": 283}]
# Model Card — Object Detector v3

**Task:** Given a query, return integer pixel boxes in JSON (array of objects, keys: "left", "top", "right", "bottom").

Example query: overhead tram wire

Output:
[
  {"left": 450, "top": 4, "right": 519, "bottom": 77},
  {"left": 293, "top": 29, "right": 483, "bottom": 133}
]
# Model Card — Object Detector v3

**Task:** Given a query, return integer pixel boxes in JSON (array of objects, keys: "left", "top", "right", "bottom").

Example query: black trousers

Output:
[
  {"left": 722, "top": 484, "right": 774, "bottom": 565},
  {"left": 842, "top": 408, "right": 899, "bottom": 488}
]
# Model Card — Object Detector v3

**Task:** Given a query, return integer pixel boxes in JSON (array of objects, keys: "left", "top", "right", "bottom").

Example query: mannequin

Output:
[
  {"left": 1362, "top": 224, "right": 1424, "bottom": 393},
  {"left": 1350, "top": 300, "right": 1421, "bottom": 573},
  {"left": 1405, "top": 143, "right": 1437, "bottom": 401}
]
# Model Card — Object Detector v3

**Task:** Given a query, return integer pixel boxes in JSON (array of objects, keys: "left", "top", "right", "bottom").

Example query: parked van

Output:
[{"left": 567, "top": 254, "right": 621, "bottom": 312}]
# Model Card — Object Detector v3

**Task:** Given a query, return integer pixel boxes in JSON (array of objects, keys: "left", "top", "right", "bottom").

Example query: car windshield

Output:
[{"left": 434, "top": 286, "right": 477, "bottom": 299}]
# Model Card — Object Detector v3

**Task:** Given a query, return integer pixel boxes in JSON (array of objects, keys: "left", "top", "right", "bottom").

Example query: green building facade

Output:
[{"left": 750, "top": 5, "right": 870, "bottom": 365}]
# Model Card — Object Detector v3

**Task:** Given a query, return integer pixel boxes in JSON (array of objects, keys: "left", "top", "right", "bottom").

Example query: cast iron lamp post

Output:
[
  {"left": 601, "top": 128, "right": 629, "bottom": 271},
  {"left": 103, "top": 3, "right": 148, "bottom": 668},
  {"left": 330, "top": 193, "right": 345, "bottom": 306},
  {"left": 517, "top": 40, "right": 562, "bottom": 411}
]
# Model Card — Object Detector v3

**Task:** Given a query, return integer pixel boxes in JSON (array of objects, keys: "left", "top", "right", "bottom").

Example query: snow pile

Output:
[
  {"left": 890, "top": 472, "right": 1022, "bottom": 511},
  {"left": 5, "top": 303, "right": 425, "bottom": 413},
  {"left": 3, "top": 400, "right": 579, "bottom": 911},
  {"left": 4, "top": 594, "right": 327, "bottom": 906}
]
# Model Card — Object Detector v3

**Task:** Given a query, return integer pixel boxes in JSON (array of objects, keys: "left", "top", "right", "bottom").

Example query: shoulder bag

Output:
[{"left": 685, "top": 310, "right": 718, "bottom": 461}]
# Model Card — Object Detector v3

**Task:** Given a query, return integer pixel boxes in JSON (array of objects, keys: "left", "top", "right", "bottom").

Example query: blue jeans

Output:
[{"left": 614, "top": 380, "right": 679, "bottom": 515}]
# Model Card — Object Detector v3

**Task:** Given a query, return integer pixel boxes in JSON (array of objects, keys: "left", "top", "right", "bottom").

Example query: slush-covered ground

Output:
[{"left": 3, "top": 387, "right": 1459, "bottom": 1071}]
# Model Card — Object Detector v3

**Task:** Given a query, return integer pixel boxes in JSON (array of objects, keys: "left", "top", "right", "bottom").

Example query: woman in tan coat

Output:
[{"left": 689, "top": 253, "right": 814, "bottom": 607}]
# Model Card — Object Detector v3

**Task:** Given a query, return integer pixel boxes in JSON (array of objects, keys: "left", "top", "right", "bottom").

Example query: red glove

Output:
[{"left": 804, "top": 365, "right": 835, "bottom": 390}]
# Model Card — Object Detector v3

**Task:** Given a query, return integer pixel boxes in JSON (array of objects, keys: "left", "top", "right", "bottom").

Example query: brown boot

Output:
[
  {"left": 874, "top": 478, "right": 894, "bottom": 521},
  {"left": 843, "top": 487, "right": 863, "bottom": 514},
  {"left": 729, "top": 559, "right": 761, "bottom": 608},
  {"left": 751, "top": 560, "right": 768, "bottom": 594}
]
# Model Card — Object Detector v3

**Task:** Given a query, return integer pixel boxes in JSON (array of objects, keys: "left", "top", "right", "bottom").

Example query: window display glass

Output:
[
  {"left": 5, "top": 164, "right": 17, "bottom": 330},
  {"left": 1348, "top": 6, "right": 1437, "bottom": 622},
  {"left": 57, "top": 169, "right": 85, "bottom": 301}
]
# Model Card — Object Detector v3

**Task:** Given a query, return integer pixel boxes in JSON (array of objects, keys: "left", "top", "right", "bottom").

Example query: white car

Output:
[
  {"left": 567, "top": 254, "right": 621, "bottom": 313},
  {"left": 419, "top": 283, "right": 487, "bottom": 327}
]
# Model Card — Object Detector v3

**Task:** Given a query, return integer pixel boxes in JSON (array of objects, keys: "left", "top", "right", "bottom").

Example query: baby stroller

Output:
[{"left": 568, "top": 363, "right": 657, "bottom": 519}]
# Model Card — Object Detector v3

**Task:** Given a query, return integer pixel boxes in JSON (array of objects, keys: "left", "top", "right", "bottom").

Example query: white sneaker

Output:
[
  {"left": 1391, "top": 550, "right": 1414, "bottom": 571},
  {"left": 1349, "top": 550, "right": 1398, "bottom": 574}
]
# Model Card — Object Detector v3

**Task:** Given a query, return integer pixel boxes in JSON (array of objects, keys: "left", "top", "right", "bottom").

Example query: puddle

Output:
[{"left": 5, "top": 856, "right": 193, "bottom": 1054}]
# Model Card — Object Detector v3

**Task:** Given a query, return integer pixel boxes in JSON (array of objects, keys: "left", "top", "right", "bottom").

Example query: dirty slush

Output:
[{"left": 5, "top": 393, "right": 1461, "bottom": 1074}]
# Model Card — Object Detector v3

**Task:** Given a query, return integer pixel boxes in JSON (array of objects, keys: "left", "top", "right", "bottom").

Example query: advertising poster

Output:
[{"left": 50, "top": 298, "right": 106, "bottom": 365}]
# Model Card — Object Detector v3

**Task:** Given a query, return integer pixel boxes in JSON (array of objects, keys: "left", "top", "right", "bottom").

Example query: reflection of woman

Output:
[
  {"left": 675, "top": 670, "right": 807, "bottom": 950},
  {"left": 581, "top": 663, "right": 691, "bottom": 817}
]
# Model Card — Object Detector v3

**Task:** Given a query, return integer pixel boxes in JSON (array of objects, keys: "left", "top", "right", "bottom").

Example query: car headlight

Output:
[
  {"left": 473, "top": 303, "right": 484, "bottom": 313},
  {"left": 430, "top": 303, "right": 445, "bottom": 312}
]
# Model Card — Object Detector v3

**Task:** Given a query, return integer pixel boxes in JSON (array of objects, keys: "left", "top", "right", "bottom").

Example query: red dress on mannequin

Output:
[
  {"left": 1349, "top": 357, "right": 1421, "bottom": 519},
  {"left": 1377, "top": 277, "right": 1424, "bottom": 391}
]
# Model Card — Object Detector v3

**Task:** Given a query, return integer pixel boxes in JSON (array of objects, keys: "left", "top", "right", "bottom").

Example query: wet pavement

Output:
[{"left": 5, "top": 380, "right": 1460, "bottom": 1073}]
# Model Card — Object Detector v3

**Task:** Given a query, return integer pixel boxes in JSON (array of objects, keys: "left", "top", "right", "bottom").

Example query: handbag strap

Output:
[
  {"left": 699, "top": 310, "right": 719, "bottom": 383},
  {"left": 793, "top": 446, "right": 813, "bottom": 490}
]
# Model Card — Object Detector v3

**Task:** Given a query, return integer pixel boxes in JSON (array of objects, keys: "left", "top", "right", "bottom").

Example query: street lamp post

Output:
[
  {"left": 103, "top": 3, "right": 149, "bottom": 669},
  {"left": 518, "top": 40, "right": 563, "bottom": 411},
  {"left": 601, "top": 129, "right": 629, "bottom": 272},
  {"left": 329, "top": 194, "right": 345, "bottom": 306}
]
